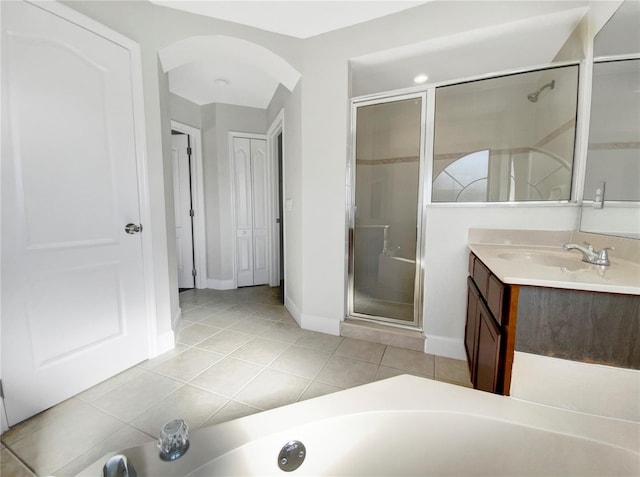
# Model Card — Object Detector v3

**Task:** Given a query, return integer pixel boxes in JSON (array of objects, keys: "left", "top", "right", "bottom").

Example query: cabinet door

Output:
[
  {"left": 465, "top": 277, "right": 480, "bottom": 379},
  {"left": 475, "top": 300, "right": 502, "bottom": 393}
]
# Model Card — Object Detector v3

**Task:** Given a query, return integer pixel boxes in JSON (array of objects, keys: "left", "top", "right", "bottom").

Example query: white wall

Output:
[
  {"left": 63, "top": 0, "right": 303, "bottom": 340},
  {"left": 296, "top": 1, "right": 590, "bottom": 337},
  {"left": 63, "top": 0, "right": 599, "bottom": 356},
  {"left": 170, "top": 93, "right": 201, "bottom": 129},
  {"left": 423, "top": 205, "right": 580, "bottom": 359},
  {"left": 267, "top": 84, "right": 305, "bottom": 316}
]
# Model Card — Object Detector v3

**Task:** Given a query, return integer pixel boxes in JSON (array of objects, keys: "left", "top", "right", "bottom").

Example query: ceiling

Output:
[
  {"left": 155, "top": 1, "right": 429, "bottom": 108},
  {"left": 156, "top": 1, "right": 623, "bottom": 109},
  {"left": 150, "top": 1, "right": 428, "bottom": 39}
]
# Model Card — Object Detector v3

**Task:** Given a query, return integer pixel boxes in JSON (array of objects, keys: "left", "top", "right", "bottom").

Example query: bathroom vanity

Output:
[{"left": 465, "top": 231, "right": 640, "bottom": 395}]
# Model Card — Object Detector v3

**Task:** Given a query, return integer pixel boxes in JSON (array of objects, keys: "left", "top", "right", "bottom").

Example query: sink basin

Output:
[{"left": 497, "top": 250, "right": 590, "bottom": 271}]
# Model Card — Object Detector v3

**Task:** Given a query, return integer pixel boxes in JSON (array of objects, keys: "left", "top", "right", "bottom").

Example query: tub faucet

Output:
[
  {"left": 103, "top": 454, "right": 137, "bottom": 477},
  {"left": 563, "top": 242, "right": 613, "bottom": 266}
]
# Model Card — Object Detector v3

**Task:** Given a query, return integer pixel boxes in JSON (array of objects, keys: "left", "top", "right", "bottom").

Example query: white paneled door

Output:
[
  {"left": 172, "top": 133, "right": 195, "bottom": 289},
  {"left": 1, "top": 1, "right": 150, "bottom": 425},
  {"left": 233, "top": 137, "right": 269, "bottom": 287}
]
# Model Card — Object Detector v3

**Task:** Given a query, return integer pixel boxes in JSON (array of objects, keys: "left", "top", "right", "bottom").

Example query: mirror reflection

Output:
[
  {"left": 432, "top": 65, "right": 579, "bottom": 202},
  {"left": 580, "top": 0, "right": 640, "bottom": 238}
]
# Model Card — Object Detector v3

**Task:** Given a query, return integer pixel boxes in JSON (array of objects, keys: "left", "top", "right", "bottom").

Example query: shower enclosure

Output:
[{"left": 348, "top": 94, "right": 426, "bottom": 327}]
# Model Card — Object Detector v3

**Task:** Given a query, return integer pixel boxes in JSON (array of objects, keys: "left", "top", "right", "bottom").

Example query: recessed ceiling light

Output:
[
  {"left": 214, "top": 78, "right": 230, "bottom": 87},
  {"left": 414, "top": 74, "right": 429, "bottom": 84}
]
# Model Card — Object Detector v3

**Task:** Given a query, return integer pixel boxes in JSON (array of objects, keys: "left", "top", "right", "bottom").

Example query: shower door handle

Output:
[{"left": 124, "top": 223, "right": 143, "bottom": 234}]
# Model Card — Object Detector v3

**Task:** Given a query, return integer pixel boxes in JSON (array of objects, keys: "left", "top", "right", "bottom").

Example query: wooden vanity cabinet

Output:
[{"left": 465, "top": 253, "right": 517, "bottom": 394}]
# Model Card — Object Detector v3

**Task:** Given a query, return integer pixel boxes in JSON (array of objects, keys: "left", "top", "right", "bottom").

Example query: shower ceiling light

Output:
[
  {"left": 414, "top": 73, "right": 429, "bottom": 84},
  {"left": 214, "top": 78, "right": 230, "bottom": 87}
]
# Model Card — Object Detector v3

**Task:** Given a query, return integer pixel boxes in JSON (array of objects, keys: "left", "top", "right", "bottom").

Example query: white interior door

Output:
[
  {"left": 1, "top": 1, "right": 150, "bottom": 425},
  {"left": 233, "top": 137, "right": 268, "bottom": 287},
  {"left": 172, "top": 133, "right": 194, "bottom": 289}
]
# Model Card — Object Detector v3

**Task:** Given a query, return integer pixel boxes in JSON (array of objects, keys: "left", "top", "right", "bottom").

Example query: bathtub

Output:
[{"left": 79, "top": 375, "right": 639, "bottom": 476}]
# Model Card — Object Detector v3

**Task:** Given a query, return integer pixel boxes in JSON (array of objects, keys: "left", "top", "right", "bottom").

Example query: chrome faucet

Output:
[
  {"left": 103, "top": 454, "right": 137, "bottom": 477},
  {"left": 563, "top": 242, "right": 613, "bottom": 266}
]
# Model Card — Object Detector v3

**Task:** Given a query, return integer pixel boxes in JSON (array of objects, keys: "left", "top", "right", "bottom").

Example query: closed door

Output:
[
  {"left": 172, "top": 133, "right": 194, "bottom": 289},
  {"left": 233, "top": 137, "right": 268, "bottom": 287},
  {"left": 1, "top": 1, "right": 150, "bottom": 425}
]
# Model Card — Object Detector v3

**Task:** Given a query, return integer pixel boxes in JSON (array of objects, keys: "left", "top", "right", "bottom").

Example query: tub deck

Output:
[{"left": 78, "top": 375, "right": 640, "bottom": 476}]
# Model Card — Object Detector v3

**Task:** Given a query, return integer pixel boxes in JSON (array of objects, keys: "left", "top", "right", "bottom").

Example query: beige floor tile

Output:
[
  {"left": 176, "top": 323, "right": 222, "bottom": 346},
  {"left": 296, "top": 331, "right": 343, "bottom": 352},
  {"left": 435, "top": 356, "right": 472, "bottom": 386},
  {"left": 375, "top": 365, "right": 411, "bottom": 381},
  {"left": 138, "top": 344, "right": 189, "bottom": 369},
  {"left": 1, "top": 445, "right": 36, "bottom": 477},
  {"left": 182, "top": 307, "right": 218, "bottom": 322},
  {"left": 9, "top": 399, "right": 124, "bottom": 477},
  {"left": 150, "top": 347, "right": 224, "bottom": 381},
  {"left": 269, "top": 346, "right": 332, "bottom": 379},
  {"left": 77, "top": 366, "right": 146, "bottom": 403},
  {"left": 314, "top": 355, "right": 379, "bottom": 388},
  {"left": 335, "top": 338, "right": 386, "bottom": 363},
  {"left": 298, "top": 382, "right": 343, "bottom": 401},
  {"left": 52, "top": 426, "right": 153, "bottom": 477},
  {"left": 380, "top": 346, "right": 435, "bottom": 378},
  {"left": 234, "top": 369, "right": 310, "bottom": 410},
  {"left": 195, "top": 329, "right": 254, "bottom": 354},
  {"left": 227, "top": 316, "right": 276, "bottom": 335},
  {"left": 2, "top": 397, "right": 85, "bottom": 446},
  {"left": 203, "top": 401, "right": 262, "bottom": 427},
  {"left": 259, "top": 322, "right": 304, "bottom": 343},
  {"left": 190, "top": 358, "right": 264, "bottom": 398},
  {"left": 130, "top": 385, "right": 228, "bottom": 436},
  {"left": 230, "top": 337, "right": 290, "bottom": 366},
  {"left": 92, "top": 370, "right": 183, "bottom": 422}
]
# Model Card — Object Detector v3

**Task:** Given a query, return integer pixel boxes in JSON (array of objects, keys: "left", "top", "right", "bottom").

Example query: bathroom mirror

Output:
[
  {"left": 432, "top": 65, "right": 580, "bottom": 202},
  {"left": 579, "top": 0, "right": 640, "bottom": 238}
]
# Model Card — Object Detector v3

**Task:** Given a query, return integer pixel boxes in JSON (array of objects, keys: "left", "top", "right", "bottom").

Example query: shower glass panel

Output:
[
  {"left": 351, "top": 96, "right": 423, "bottom": 326},
  {"left": 432, "top": 65, "right": 580, "bottom": 202}
]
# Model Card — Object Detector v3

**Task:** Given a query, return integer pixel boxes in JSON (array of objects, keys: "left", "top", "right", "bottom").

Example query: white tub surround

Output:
[
  {"left": 511, "top": 352, "right": 640, "bottom": 422},
  {"left": 468, "top": 228, "right": 640, "bottom": 295},
  {"left": 78, "top": 375, "right": 639, "bottom": 476}
]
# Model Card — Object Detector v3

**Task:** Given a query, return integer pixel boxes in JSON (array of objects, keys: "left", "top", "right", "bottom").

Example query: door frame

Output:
[
  {"left": 170, "top": 120, "right": 207, "bottom": 289},
  {"left": 266, "top": 110, "right": 285, "bottom": 289},
  {"left": 229, "top": 131, "right": 269, "bottom": 288},
  {"left": 0, "top": 0, "right": 157, "bottom": 430}
]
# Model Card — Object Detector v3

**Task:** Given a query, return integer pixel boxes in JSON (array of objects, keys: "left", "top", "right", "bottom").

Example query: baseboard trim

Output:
[
  {"left": 154, "top": 329, "right": 176, "bottom": 358},
  {"left": 284, "top": 296, "right": 302, "bottom": 326},
  {"left": 424, "top": 334, "right": 466, "bottom": 360},
  {"left": 301, "top": 313, "right": 341, "bottom": 336},
  {"left": 206, "top": 279, "right": 236, "bottom": 290}
]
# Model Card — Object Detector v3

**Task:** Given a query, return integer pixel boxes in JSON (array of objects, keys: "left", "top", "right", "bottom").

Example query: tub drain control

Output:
[{"left": 278, "top": 440, "right": 306, "bottom": 472}]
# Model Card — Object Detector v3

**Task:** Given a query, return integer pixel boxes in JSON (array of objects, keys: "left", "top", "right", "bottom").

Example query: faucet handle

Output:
[
  {"left": 599, "top": 246, "right": 614, "bottom": 259},
  {"left": 582, "top": 241, "right": 594, "bottom": 252}
]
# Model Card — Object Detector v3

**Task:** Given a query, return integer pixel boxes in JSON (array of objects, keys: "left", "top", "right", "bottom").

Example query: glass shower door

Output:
[{"left": 349, "top": 95, "right": 425, "bottom": 327}]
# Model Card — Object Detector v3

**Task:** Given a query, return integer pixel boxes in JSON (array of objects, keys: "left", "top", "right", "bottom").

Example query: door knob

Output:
[{"left": 125, "top": 223, "right": 142, "bottom": 234}]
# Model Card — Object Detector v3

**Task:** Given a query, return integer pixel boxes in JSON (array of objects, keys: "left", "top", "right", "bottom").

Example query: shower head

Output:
[{"left": 527, "top": 80, "right": 555, "bottom": 102}]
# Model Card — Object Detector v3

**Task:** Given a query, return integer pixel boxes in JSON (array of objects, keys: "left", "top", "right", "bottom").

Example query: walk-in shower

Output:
[
  {"left": 348, "top": 95, "right": 425, "bottom": 327},
  {"left": 527, "top": 79, "right": 555, "bottom": 102}
]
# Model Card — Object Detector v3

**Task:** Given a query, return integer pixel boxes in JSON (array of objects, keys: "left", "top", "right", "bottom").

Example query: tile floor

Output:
[{"left": 1, "top": 286, "right": 470, "bottom": 476}]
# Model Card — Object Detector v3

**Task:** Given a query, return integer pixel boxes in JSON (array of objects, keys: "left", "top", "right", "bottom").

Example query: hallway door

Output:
[
  {"left": 1, "top": 1, "right": 150, "bottom": 425},
  {"left": 233, "top": 136, "right": 269, "bottom": 287},
  {"left": 172, "top": 132, "right": 195, "bottom": 289}
]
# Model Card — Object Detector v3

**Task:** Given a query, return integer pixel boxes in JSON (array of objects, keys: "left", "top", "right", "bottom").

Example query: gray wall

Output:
[{"left": 170, "top": 93, "right": 201, "bottom": 129}]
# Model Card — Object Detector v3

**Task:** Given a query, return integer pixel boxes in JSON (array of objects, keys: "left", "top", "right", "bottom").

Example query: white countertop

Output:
[{"left": 469, "top": 243, "right": 640, "bottom": 295}]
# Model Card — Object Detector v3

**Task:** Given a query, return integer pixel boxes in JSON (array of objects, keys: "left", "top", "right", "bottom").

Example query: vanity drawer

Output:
[
  {"left": 472, "top": 257, "right": 490, "bottom": 299},
  {"left": 487, "top": 274, "right": 505, "bottom": 325}
]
